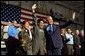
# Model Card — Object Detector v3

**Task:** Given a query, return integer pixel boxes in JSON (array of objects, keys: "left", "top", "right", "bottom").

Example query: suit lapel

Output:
[
  {"left": 52, "top": 24, "right": 55, "bottom": 35},
  {"left": 52, "top": 24, "right": 58, "bottom": 36}
]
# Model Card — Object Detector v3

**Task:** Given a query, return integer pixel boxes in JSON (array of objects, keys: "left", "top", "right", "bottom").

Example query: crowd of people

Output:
[
  {"left": 61, "top": 28, "right": 84, "bottom": 55},
  {"left": 1, "top": 4, "right": 84, "bottom": 55}
]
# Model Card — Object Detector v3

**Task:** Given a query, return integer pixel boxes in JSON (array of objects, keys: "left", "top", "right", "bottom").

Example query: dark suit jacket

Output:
[
  {"left": 44, "top": 21, "right": 72, "bottom": 49},
  {"left": 74, "top": 35, "right": 81, "bottom": 49}
]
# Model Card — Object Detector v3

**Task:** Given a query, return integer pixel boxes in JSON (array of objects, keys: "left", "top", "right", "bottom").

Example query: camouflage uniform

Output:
[{"left": 18, "top": 27, "right": 32, "bottom": 55}]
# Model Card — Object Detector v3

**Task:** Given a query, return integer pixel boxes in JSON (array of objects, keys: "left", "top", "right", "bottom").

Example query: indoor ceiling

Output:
[
  {"left": 1, "top": 1, "right": 84, "bottom": 13},
  {"left": 52, "top": 1, "right": 84, "bottom": 13}
]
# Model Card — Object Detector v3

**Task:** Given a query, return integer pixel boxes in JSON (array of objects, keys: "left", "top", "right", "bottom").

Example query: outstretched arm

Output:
[
  {"left": 60, "top": 20, "right": 73, "bottom": 29},
  {"left": 32, "top": 4, "right": 37, "bottom": 25},
  {"left": 32, "top": 4, "right": 40, "bottom": 39}
]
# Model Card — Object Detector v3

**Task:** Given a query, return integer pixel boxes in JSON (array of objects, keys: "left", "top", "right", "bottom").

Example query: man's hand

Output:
[
  {"left": 32, "top": 4, "right": 37, "bottom": 10},
  {"left": 15, "top": 35, "right": 19, "bottom": 39},
  {"left": 66, "top": 12, "right": 76, "bottom": 22},
  {"left": 79, "top": 45, "right": 81, "bottom": 48},
  {"left": 32, "top": 4, "right": 37, "bottom": 13},
  {"left": 72, "top": 12, "right": 76, "bottom": 20}
]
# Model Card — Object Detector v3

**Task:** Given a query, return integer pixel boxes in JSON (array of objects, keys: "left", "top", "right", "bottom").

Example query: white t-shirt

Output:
[
  {"left": 65, "top": 33, "right": 74, "bottom": 45},
  {"left": 3, "top": 22, "right": 11, "bottom": 39},
  {"left": 3, "top": 25, "right": 9, "bottom": 39}
]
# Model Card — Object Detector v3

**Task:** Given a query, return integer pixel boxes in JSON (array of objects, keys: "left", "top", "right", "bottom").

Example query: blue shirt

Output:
[
  {"left": 46, "top": 25, "right": 53, "bottom": 35},
  {"left": 46, "top": 25, "right": 53, "bottom": 32},
  {"left": 8, "top": 25, "right": 19, "bottom": 39}
]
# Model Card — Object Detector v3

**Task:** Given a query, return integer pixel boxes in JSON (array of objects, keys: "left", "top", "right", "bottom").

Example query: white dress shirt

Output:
[{"left": 28, "top": 29, "right": 32, "bottom": 40}]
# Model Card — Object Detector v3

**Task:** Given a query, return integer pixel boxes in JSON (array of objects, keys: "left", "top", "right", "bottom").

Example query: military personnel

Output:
[
  {"left": 18, "top": 21, "right": 32, "bottom": 55},
  {"left": 32, "top": 4, "right": 46, "bottom": 55}
]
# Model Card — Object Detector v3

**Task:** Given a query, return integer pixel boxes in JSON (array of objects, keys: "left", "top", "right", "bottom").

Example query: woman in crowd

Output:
[
  {"left": 18, "top": 21, "right": 32, "bottom": 55},
  {"left": 61, "top": 28, "right": 68, "bottom": 55}
]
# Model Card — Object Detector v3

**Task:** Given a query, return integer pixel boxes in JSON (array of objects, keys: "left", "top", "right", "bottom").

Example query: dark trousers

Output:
[
  {"left": 6, "top": 36, "right": 19, "bottom": 55},
  {"left": 74, "top": 46, "right": 80, "bottom": 55},
  {"left": 75, "top": 48, "right": 80, "bottom": 55},
  {"left": 61, "top": 45, "right": 68, "bottom": 55},
  {"left": 67, "top": 44, "right": 74, "bottom": 55},
  {"left": 47, "top": 42, "right": 61, "bottom": 55},
  {"left": 47, "top": 48, "right": 61, "bottom": 55},
  {"left": 81, "top": 46, "right": 84, "bottom": 55}
]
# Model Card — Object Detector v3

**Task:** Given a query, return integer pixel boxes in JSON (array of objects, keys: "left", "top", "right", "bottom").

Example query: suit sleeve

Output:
[{"left": 60, "top": 20, "right": 73, "bottom": 29}]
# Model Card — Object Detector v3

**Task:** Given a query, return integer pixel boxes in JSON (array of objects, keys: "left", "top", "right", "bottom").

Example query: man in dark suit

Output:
[
  {"left": 79, "top": 30, "right": 84, "bottom": 55},
  {"left": 74, "top": 30, "right": 81, "bottom": 55},
  {"left": 44, "top": 16, "right": 73, "bottom": 55}
]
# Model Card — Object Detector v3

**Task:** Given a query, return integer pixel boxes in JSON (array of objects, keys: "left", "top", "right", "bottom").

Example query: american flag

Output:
[
  {"left": 1, "top": 3, "right": 21, "bottom": 24},
  {"left": 1, "top": 3, "right": 48, "bottom": 25}
]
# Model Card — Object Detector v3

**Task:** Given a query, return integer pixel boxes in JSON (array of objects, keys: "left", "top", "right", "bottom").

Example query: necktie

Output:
[
  {"left": 48, "top": 25, "right": 53, "bottom": 34},
  {"left": 50, "top": 25, "right": 53, "bottom": 32}
]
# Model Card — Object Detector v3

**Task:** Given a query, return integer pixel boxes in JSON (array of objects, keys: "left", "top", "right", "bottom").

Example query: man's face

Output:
[
  {"left": 39, "top": 21, "right": 44, "bottom": 29},
  {"left": 24, "top": 21, "right": 30, "bottom": 28},
  {"left": 68, "top": 29, "right": 72, "bottom": 33},
  {"left": 47, "top": 16, "right": 53, "bottom": 25},
  {"left": 61, "top": 28, "right": 66, "bottom": 34},
  {"left": 75, "top": 30, "right": 79, "bottom": 35},
  {"left": 13, "top": 21, "right": 17, "bottom": 27},
  {"left": 80, "top": 30, "right": 84, "bottom": 36}
]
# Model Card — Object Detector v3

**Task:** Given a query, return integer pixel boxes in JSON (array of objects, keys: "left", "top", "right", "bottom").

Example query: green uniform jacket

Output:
[{"left": 32, "top": 13, "right": 46, "bottom": 55}]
